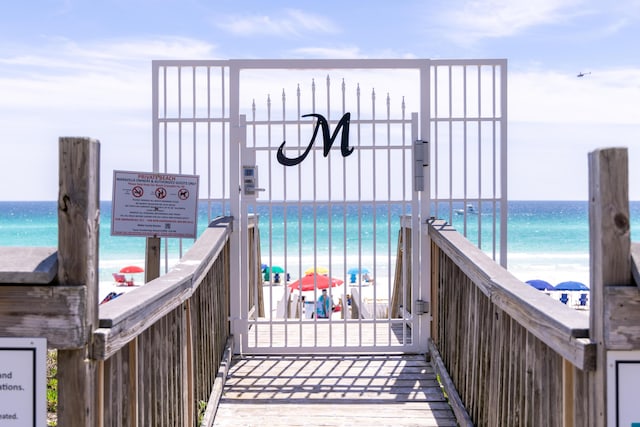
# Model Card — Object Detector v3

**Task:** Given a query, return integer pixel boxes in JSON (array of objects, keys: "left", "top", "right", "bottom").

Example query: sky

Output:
[{"left": 0, "top": 0, "right": 639, "bottom": 201}]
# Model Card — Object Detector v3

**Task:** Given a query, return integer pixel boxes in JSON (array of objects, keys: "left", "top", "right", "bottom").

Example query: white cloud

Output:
[
  {"left": 440, "top": 0, "right": 586, "bottom": 44},
  {"left": 216, "top": 9, "right": 339, "bottom": 37},
  {"left": 507, "top": 63, "right": 640, "bottom": 200},
  {"left": 0, "top": 36, "right": 219, "bottom": 200},
  {"left": 510, "top": 67, "right": 640, "bottom": 125},
  {"left": 291, "top": 46, "right": 364, "bottom": 59},
  {"left": 0, "top": 37, "right": 218, "bottom": 111},
  {"left": 290, "top": 46, "right": 418, "bottom": 60}
]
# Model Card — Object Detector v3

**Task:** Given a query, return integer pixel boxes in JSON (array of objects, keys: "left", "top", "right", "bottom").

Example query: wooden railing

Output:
[
  {"left": 423, "top": 147, "right": 640, "bottom": 427},
  {"left": 93, "top": 217, "right": 234, "bottom": 426},
  {"left": 427, "top": 219, "right": 595, "bottom": 426},
  {"left": 0, "top": 138, "right": 250, "bottom": 426}
]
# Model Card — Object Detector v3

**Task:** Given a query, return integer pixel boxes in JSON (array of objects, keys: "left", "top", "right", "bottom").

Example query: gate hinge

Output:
[
  {"left": 413, "top": 140, "right": 429, "bottom": 192},
  {"left": 415, "top": 299, "right": 429, "bottom": 315}
]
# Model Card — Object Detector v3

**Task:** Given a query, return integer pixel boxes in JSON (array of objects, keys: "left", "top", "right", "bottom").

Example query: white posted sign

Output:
[
  {"left": 112, "top": 170, "right": 199, "bottom": 238},
  {"left": 607, "top": 351, "right": 640, "bottom": 426},
  {"left": 0, "top": 338, "right": 46, "bottom": 426}
]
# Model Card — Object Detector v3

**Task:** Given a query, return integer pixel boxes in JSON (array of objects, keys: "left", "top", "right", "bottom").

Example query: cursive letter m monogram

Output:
[{"left": 277, "top": 113, "right": 354, "bottom": 166}]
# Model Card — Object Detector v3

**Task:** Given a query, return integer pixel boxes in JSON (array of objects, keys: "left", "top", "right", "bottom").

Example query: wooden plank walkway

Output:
[{"left": 214, "top": 354, "right": 457, "bottom": 426}]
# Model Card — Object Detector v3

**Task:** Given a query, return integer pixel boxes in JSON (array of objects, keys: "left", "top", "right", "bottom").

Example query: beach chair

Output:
[
  {"left": 560, "top": 293, "right": 569, "bottom": 304},
  {"left": 579, "top": 293, "right": 588, "bottom": 307},
  {"left": 112, "top": 273, "right": 126, "bottom": 285}
]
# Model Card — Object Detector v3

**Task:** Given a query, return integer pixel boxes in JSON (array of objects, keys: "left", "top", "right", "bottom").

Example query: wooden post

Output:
[
  {"left": 56, "top": 137, "right": 101, "bottom": 426},
  {"left": 588, "top": 147, "right": 632, "bottom": 427},
  {"left": 145, "top": 237, "right": 161, "bottom": 282}
]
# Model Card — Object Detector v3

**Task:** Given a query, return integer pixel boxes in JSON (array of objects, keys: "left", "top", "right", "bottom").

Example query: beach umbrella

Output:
[
  {"left": 555, "top": 281, "right": 589, "bottom": 291},
  {"left": 261, "top": 264, "right": 268, "bottom": 271},
  {"left": 526, "top": 279, "right": 554, "bottom": 291},
  {"left": 263, "top": 266, "right": 285, "bottom": 282},
  {"left": 264, "top": 266, "right": 285, "bottom": 274},
  {"left": 120, "top": 265, "right": 144, "bottom": 274},
  {"left": 289, "top": 273, "right": 343, "bottom": 292},
  {"left": 347, "top": 266, "right": 370, "bottom": 275},
  {"left": 304, "top": 266, "right": 329, "bottom": 275}
]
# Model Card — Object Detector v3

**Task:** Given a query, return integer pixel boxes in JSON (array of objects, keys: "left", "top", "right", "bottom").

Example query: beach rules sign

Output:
[
  {"left": 0, "top": 338, "right": 46, "bottom": 426},
  {"left": 111, "top": 170, "right": 199, "bottom": 238}
]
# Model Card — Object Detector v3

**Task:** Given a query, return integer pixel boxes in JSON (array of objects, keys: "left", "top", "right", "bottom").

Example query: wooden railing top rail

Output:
[
  {"left": 93, "top": 217, "right": 233, "bottom": 360},
  {"left": 428, "top": 219, "right": 596, "bottom": 371}
]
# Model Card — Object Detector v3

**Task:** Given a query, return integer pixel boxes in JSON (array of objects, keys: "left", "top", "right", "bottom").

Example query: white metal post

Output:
[
  {"left": 420, "top": 64, "right": 432, "bottom": 348},
  {"left": 229, "top": 65, "right": 243, "bottom": 354}
]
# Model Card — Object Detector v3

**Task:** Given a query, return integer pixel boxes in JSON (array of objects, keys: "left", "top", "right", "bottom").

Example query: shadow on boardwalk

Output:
[{"left": 214, "top": 354, "right": 457, "bottom": 427}]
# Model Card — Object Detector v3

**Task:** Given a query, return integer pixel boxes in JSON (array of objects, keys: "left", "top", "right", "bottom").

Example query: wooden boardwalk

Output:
[{"left": 214, "top": 354, "right": 457, "bottom": 426}]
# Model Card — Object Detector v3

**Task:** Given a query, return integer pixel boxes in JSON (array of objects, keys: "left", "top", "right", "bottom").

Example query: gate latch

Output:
[
  {"left": 242, "top": 165, "right": 266, "bottom": 196},
  {"left": 415, "top": 299, "right": 429, "bottom": 315}
]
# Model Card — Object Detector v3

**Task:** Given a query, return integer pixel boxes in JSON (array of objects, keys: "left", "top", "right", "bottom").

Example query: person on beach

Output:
[{"left": 316, "top": 289, "right": 332, "bottom": 318}]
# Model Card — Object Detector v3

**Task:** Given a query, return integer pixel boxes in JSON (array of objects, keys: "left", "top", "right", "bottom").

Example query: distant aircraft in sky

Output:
[{"left": 577, "top": 71, "right": 591, "bottom": 77}]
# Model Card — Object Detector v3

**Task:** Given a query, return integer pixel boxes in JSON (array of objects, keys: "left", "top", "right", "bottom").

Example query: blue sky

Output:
[{"left": 0, "top": 0, "right": 639, "bottom": 200}]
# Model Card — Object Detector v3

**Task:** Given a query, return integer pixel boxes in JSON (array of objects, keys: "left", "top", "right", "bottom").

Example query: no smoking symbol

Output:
[
  {"left": 178, "top": 188, "right": 190, "bottom": 200},
  {"left": 155, "top": 187, "right": 167, "bottom": 199}
]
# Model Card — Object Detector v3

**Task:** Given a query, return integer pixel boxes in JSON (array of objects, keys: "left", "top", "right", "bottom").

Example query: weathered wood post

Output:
[
  {"left": 56, "top": 137, "right": 100, "bottom": 426},
  {"left": 588, "top": 147, "right": 633, "bottom": 426}
]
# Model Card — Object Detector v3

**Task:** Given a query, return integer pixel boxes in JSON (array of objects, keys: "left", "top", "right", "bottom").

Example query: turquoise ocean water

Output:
[{"left": 1, "top": 201, "right": 639, "bottom": 289}]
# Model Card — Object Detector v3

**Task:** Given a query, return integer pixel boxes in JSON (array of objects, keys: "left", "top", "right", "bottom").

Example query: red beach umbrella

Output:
[
  {"left": 120, "top": 265, "right": 144, "bottom": 274},
  {"left": 288, "top": 273, "right": 343, "bottom": 292}
]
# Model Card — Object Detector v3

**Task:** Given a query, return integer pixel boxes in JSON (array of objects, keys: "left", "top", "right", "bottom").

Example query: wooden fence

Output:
[
  {"left": 428, "top": 221, "right": 595, "bottom": 426},
  {"left": 0, "top": 137, "right": 256, "bottom": 426},
  {"left": 94, "top": 217, "right": 233, "bottom": 426},
  {"left": 422, "top": 147, "right": 639, "bottom": 426}
]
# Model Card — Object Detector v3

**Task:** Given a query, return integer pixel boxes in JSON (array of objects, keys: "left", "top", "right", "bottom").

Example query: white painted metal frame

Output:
[
  {"left": 230, "top": 60, "right": 427, "bottom": 355},
  {"left": 429, "top": 60, "right": 508, "bottom": 266},
  {"left": 151, "top": 58, "right": 508, "bottom": 355}
]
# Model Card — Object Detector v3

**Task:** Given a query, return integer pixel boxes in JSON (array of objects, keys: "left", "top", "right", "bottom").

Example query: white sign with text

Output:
[
  {"left": 0, "top": 338, "right": 46, "bottom": 426},
  {"left": 111, "top": 170, "right": 199, "bottom": 238},
  {"left": 607, "top": 350, "right": 640, "bottom": 426}
]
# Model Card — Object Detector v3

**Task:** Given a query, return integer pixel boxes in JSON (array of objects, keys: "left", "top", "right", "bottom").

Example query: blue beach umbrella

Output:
[
  {"left": 347, "top": 267, "right": 370, "bottom": 275},
  {"left": 526, "top": 279, "right": 554, "bottom": 291},
  {"left": 555, "top": 281, "right": 589, "bottom": 291}
]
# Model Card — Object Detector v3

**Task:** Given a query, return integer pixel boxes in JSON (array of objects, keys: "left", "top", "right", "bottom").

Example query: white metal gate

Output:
[{"left": 152, "top": 59, "right": 507, "bottom": 355}]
